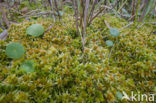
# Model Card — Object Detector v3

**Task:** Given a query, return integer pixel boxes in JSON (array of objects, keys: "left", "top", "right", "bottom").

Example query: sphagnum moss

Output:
[{"left": 0, "top": 16, "right": 155, "bottom": 103}]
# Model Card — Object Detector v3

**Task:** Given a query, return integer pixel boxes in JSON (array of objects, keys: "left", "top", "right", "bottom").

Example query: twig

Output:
[
  {"left": 128, "top": 14, "right": 136, "bottom": 21},
  {"left": 72, "top": 0, "right": 79, "bottom": 36},
  {"left": 117, "top": 0, "right": 127, "bottom": 12},
  {"left": 137, "top": 22, "right": 156, "bottom": 29},
  {"left": 119, "top": 22, "right": 133, "bottom": 30},
  {"left": 108, "top": 44, "right": 114, "bottom": 65},
  {"left": 108, "top": 40, "right": 120, "bottom": 65},
  {"left": 103, "top": 19, "right": 111, "bottom": 29},
  {"left": 88, "top": 7, "right": 105, "bottom": 26},
  {"left": 137, "top": 22, "right": 145, "bottom": 29},
  {"left": 139, "top": 0, "right": 148, "bottom": 22},
  {"left": 88, "top": 0, "right": 98, "bottom": 23},
  {"left": 25, "top": 9, "right": 40, "bottom": 15},
  {"left": 18, "top": 11, "right": 54, "bottom": 19},
  {"left": 88, "top": 5, "right": 119, "bottom": 26},
  {"left": 54, "top": 0, "right": 61, "bottom": 20},
  {"left": 145, "top": 22, "right": 156, "bottom": 25},
  {"left": 45, "top": 0, "right": 56, "bottom": 33},
  {"left": 0, "top": 30, "right": 8, "bottom": 40}
]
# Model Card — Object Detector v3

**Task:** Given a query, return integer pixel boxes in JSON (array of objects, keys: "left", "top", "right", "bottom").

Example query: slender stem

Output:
[
  {"left": 82, "top": 0, "right": 90, "bottom": 52},
  {"left": 88, "top": 0, "right": 98, "bottom": 24},
  {"left": 73, "top": 0, "right": 79, "bottom": 36},
  {"left": 103, "top": 19, "right": 111, "bottom": 29},
  {"left": 135, "top": 0, "right": 141, "bottom": 22}
]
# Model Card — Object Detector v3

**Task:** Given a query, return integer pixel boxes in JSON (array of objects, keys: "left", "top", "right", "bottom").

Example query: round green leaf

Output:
[
  {"left": 109, "top": 28, "right": 120, "bottom": 37},
  {"left": 6, "top": 42, "right": 25, "bottom": 59},
  {"left": 20, "top": 61, "right": 35, "bottom": 73},
  {"left": 55, "top": 11, "right": 64, "bottom": 16},
  {"left": 116, "top": 91, "right": 123, "bottom": 100},
  {"left": 26, "top": 24, "right": 44, "bottom": 37},
  {"left": 58, "top": 11, "right": 64, "bottom": 16},
  {"left": 106, "top": 40, "right": 114, "bottom": 47}
]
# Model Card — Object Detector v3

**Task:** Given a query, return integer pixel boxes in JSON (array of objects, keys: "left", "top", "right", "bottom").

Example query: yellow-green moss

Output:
[
  {"left": 0, "top": 15, "right": 155, "bottom": 103},
  {"left": 0, "top": 28, "right": 3, "bottom": 33}
]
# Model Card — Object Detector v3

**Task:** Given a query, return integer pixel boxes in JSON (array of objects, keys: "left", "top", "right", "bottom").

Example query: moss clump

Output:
[
  {"left": 0, "top": 16, "right": 155, "bottom": 103},
  {"left": 0, "top": 28, "right": 3, "bottom": 33}
]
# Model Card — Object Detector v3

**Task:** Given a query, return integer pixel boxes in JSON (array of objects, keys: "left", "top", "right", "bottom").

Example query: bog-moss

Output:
[{"left": 0, "top": 15, "right": 155, "bottom": 103}]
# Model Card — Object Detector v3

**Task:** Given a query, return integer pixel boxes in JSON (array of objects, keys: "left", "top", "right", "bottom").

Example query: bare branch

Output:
[
  {"left": 88, "top": 0, "right": 98, "bottom": 23},
  {"left": 0, "top": 30, "right": 8, "bottom": 40}
]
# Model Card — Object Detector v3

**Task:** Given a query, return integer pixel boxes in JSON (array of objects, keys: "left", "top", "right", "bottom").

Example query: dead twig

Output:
[
  {"left": 88, "top": 0, "right": 98, "bottom": 24},
  {"left": 24, "top": 9, "right": 40, "bottom": 15},
  {"left": 120, "top": 22, "right": 134, "bottom": 30},
  {"left": 0, "top": 30, "right": 8, "bottom": 40},
  {"left": 88, "top": 7, "right": 105, "bottom": 26},
  {"left": 103, "top": 19, "right": 111, "bottom": 29},
  {"left": 18, "top": 11, "right": 54, "bottom": 19}
]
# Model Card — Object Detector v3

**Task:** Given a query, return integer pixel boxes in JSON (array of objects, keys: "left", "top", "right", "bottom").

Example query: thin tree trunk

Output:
[
  {"left": 82, "top": 0, "right": 90, "bottom": 52},
  {"left": 73, "top": 0, "right": 79, "bottom": 36}
]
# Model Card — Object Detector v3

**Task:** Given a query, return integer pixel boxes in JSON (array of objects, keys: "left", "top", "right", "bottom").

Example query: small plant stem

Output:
[
  {"left": 79, "top": 27, "right": 85, "bottom": 53},
  {"left": 108, "top": 44, "right": 114, "bottom": 65},
  {"left": 103, "top": 19, "right": 111, "bottom": 29},
  {"left": 135, "top": 0, "right": 141, "bottom": 22},
  {"left": 45, "top": 0, "right": 55, "bottom": 33},
  {"left": 72, "top": 0, "right": 79, "bottom": 36},
  {"left": 119, "top": 22, "right": 133, "bottom": 30},
  {"left": 117, "top": 0, "right": 127, "bottom": 13}
]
